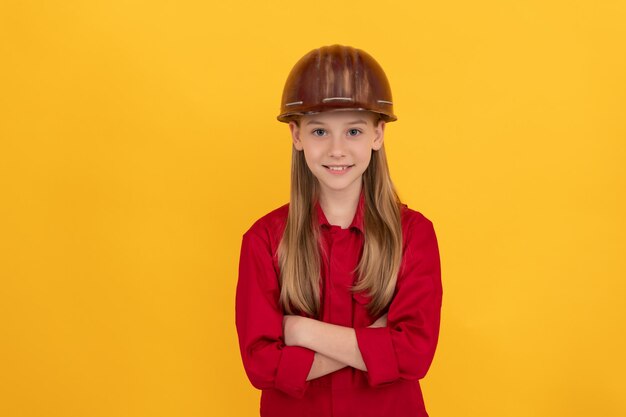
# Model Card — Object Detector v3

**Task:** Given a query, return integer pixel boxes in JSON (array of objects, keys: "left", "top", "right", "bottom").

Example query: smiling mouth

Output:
[{"left": 322, "top": 164, "right": 354, "bottom": 171}]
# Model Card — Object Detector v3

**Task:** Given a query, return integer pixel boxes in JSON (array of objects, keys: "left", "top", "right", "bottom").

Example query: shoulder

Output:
[
  {"left": 242, "top": 202, "right": 290, "bottom": 245},
  {"left": 398, "top": 203, "right": 442, "bottom": 288},
  {"left": 400, "top": 202, "right": 434, "bottom": 234},
  {"left": 399, "top": 202, "right": 439, "bottom": 256}
]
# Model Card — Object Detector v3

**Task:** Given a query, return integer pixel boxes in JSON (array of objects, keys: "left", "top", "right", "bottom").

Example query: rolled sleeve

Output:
[
  {"left": 354, "top": 215, "right": 443, "bottom": 388},
  {"left": 354, "top": 326, "right": 399, "bottom": 386},
  {"left": 235, "top": 229, "right": 315, "bottom": 399},
  {"left": 275, "top": 345, "right": 316, "bottom": 397}
]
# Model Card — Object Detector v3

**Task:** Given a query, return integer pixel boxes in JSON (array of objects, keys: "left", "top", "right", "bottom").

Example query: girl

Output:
[{"left": 235, "top": 44, "right": 443, "bottom": 417}]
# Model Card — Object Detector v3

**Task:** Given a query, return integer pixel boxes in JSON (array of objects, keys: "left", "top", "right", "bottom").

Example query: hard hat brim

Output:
[{"left": 277, "top": 107, "right": 397, "bottom": 124}]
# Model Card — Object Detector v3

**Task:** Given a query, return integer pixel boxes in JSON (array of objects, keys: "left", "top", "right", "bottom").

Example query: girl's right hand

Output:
[{"left": 368, "top": 313, "right": 388, "bottom": 328}]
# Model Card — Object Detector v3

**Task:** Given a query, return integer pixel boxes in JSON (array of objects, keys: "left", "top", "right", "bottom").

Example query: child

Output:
[{"left": 235, "top": 44, "right": 443, "bottom": 417}]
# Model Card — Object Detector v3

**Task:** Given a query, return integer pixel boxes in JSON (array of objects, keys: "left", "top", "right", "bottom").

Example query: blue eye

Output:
[
  {"left": 347, "top": 129, "right": 362, "bottom": 136},
  {"left": 312, "top": 128, "right": 326, "bottom": 136}
]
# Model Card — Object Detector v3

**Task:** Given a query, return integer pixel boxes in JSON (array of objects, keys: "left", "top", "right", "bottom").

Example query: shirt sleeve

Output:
[
  {"left": 235, "top": 228, "right": 316, "bottom": 399},
  {"left": 354, "top": 215, "right": 443, "bottom": 388}
]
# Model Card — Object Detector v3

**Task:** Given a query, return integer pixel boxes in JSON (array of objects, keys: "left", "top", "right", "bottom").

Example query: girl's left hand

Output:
[{"left": 282, "top": 315, "right": 304, "bottom": 346}]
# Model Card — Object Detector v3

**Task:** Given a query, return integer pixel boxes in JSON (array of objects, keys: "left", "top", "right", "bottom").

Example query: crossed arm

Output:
[{"left": 282, "top": 313, "right": 388, "bottom": 381}]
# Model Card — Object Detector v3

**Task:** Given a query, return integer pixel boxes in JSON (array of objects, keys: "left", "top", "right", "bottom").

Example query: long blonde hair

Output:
[{"left": 277, "top": 116, "right": 403, "bottom": 319}]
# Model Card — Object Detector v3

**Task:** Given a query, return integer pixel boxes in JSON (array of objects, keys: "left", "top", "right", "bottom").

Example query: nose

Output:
[{"left": 327, "top": 133, "right": 347, "bottom": 157}]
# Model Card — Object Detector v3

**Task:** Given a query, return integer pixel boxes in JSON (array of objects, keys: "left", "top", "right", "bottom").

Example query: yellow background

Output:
[{"left": 1, "top": 1, "right": 625, "bottom": 416}]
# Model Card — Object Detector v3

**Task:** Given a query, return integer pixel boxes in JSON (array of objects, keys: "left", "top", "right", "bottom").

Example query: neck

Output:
[{"left": 318, "top": 182, "right": 362, "bottom": 229}]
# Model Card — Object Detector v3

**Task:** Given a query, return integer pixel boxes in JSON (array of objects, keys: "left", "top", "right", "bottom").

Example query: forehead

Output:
[{"left": 300, "top": 110, "right": 378, "bottom": 125}]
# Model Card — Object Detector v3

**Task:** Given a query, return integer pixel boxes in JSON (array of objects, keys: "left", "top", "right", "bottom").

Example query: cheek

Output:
[
  {"left": 302, "top": 145, "right": 323, "bottom": 162},
  {"left": 357, "top": 148, "right": 373, "bottom": 165},
  {"left": 301, "top": 148, "right": 322, "bottom": 170}
]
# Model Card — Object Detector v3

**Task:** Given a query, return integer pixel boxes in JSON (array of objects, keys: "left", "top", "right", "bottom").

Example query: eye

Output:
[
  {"left": 347, "top": 128, "right": 362, "bottom": 136},
  {"left": 312, "top": 128, "right": 326, "bottom": 136}
]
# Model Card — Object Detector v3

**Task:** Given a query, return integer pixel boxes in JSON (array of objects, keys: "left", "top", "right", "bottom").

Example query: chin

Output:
[{"left": 320, "top": 179, "right": 359, "bottom": 191}]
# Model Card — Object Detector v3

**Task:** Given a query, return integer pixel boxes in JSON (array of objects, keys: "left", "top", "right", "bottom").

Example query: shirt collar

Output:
[{"left": 315, "top": 189, "right": 365, "bottom": 233}]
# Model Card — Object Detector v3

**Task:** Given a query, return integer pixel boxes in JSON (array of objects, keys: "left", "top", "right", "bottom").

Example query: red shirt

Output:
[{"left": 235, "top": 190, "right": 443, "bottom": 417}]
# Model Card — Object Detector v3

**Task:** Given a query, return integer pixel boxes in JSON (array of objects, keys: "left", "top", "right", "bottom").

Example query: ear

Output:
[
  {"left": 289, "top": 121, "right": 303, "bottom": 151},
  {"left": 372, "top": 119, "right": 385, "bottom": 151}
]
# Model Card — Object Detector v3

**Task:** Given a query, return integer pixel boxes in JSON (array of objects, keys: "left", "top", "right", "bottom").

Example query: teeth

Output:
[{"left": 327, "top": 166, "right": 349, "bottom": 171}]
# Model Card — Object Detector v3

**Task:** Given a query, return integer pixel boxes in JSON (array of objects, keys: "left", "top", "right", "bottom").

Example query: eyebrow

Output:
[{"left": 305, "top": 119, "right": 368, "bottom": 126}]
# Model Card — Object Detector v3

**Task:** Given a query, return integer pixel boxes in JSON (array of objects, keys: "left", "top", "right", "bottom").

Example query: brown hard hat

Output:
[{"left": 277, "top": 44, "right": 397, "bottom": 123}]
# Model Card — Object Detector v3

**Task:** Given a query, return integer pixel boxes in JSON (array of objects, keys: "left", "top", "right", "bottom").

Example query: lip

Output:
[{"left": 322, "top": 164, "right": 354, "bottom": 175}]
